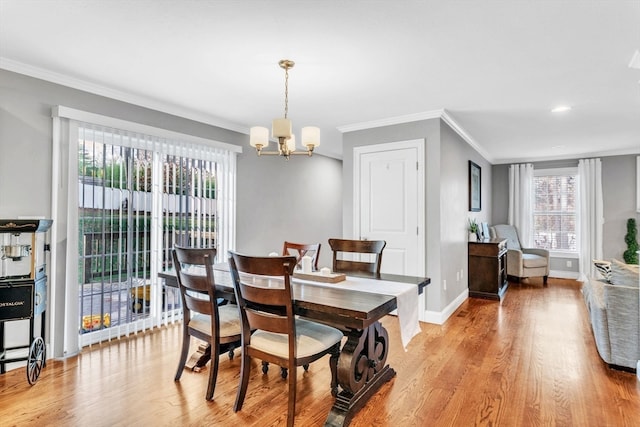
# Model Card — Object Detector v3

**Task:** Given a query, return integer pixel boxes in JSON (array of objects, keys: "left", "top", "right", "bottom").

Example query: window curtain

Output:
[
  {"left": 577, "top": 158, "right": 603, "bottom": 282},
  {"left": 508, "top": 163, "right": 534, "bottom": 246},
  {"left": 51, "top": 106, "right": 239, "bottom": 357}
]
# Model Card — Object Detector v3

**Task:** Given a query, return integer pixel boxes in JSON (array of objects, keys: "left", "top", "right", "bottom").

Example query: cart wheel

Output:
[{"left": 26, "top": 337, "right": 46, "bottom": 385}]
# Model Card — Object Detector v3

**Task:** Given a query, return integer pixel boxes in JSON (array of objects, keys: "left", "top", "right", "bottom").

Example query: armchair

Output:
[{"left": 490, "top": 224, "right": 549, "bottom": 285}]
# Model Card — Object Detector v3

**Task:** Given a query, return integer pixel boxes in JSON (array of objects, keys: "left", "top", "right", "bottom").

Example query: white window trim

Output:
[
  {"left": 549, "top": 251, "right": 580, "bottom": 259},
  {"left": 534, "top": 167, "right": 578, "bottom": 177},
  {"left": 52, "top": 106, "right": 242, "bottom": 154}
]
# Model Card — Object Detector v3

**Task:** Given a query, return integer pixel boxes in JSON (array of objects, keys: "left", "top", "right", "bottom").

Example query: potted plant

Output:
[
  {"left": 623, "top": 218, "right": 639, "bottom": 264},
  {"left": 468, "top": 218, "right": 479, "bottom": 242}
]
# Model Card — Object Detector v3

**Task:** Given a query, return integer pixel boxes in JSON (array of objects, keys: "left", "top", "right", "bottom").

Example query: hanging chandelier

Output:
[{"left": 249, "top": 59, "right": 320, "bottom": 159}]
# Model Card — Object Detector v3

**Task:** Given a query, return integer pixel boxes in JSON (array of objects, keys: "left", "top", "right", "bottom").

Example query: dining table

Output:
[{"left": 159, "top": 264, "right": 430, "bottom": 427}]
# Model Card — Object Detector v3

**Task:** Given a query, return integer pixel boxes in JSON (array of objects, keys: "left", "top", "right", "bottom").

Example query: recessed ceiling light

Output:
[{"left": 551, "top": 105, "right": 572, "bottom": 113}]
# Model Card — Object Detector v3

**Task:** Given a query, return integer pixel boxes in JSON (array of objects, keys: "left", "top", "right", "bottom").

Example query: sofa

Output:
[{"left": 581, "top": 259, "right": 639, "bottom": 371}]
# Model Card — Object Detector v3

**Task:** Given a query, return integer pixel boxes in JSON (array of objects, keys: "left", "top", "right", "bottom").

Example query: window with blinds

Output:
[
  {"left": 533, "top": 168, "right": 577, "bottom": 253},
  {"left": 75, "top": 124, "right": 236, "bottom": 346}
]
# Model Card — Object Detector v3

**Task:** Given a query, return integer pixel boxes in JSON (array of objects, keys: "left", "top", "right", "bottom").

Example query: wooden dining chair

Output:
[
  {"left": 172, "top": 246, "right": 242, "bottom": 401},
  {"left": 282, "top": 241, "right": 321, "bottom": 271},
  {"left": 328, "top": 238, "right": 386, "bottom": 275},
  {"left": 228, "top": 251, "right": 342, "bottom": 427}
]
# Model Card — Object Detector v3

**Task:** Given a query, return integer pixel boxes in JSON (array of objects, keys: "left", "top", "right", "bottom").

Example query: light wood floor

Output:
[{"left": 2, "top": 278, "right": 639, "bottom": 426}]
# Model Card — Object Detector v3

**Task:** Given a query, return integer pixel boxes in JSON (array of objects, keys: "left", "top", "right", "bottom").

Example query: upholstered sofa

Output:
[{"left": 581, "top": 260, "right": 639, "bottom": 371}]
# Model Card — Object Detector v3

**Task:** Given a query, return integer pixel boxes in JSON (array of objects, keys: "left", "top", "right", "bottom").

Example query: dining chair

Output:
[
  {"left": 282, "top": 241, "right": 321, "bottom": 271},
  {"left": 172, "top": 246, "right": 242, "bottom": 401},
  {"left": 228, "top": 251, "right": 342, "bottom": 427},
  {"left": 328, "top": 238, "right": 386, "bottom": 275}
]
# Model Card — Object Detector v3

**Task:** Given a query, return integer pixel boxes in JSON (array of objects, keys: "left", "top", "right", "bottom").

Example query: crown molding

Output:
[
  {"left": 494, "top": 145, "right": 640, "bottom": 165},
  {"left": 338, "top": 108, "right": 495, "bottom": 163},
  {"left": 0, "top": 57, "right": 249, "bottom": 135},
  {"left": 337, "top": 110, "right": 445, "bottom": 133},
  {"left": 439, "top": 110, "right": 494, "bottom": 162}
]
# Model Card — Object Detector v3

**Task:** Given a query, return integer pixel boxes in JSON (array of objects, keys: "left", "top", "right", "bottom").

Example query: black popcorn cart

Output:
[{"left": 0, "top": 219, "right": 52, "bottom": 384}]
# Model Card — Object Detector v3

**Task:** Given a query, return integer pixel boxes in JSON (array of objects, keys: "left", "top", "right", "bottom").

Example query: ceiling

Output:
[{"left": 1, "top": 0, "right": 639, "bottom": 163}]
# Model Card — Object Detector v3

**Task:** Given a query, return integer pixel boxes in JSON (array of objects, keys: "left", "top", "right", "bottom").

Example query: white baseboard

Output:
[
  {"left": 550, "top": 270, "right": 580, "bottom": 280},
  {"left": 422, "top": 288, "right": 468, "bottom": 325}
]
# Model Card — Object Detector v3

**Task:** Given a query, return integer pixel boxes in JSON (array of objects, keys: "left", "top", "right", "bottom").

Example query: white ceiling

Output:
[{"left": 1, "top": 0, "right": 639, "bottom": 163}]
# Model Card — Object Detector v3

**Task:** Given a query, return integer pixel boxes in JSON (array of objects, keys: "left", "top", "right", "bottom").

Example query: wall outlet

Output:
[
  {"left": 443, "top": 279, "right": 447, "bottom": 290},
  {"left": 566, "top": 260, "right": 572, "bottom": 268},
  {"left": 456, "top": 271, "right": 460, "bottom": 281}
]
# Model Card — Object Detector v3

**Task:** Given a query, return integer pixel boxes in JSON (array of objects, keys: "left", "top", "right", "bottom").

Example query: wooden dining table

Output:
[{"left": 159, "top": 265, "right": 429, "bottom": 427}]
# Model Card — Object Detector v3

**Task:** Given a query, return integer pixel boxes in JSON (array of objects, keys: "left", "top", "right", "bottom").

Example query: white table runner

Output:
[{"left": 292, "top": 276, "right": 422, "bottom": 350}]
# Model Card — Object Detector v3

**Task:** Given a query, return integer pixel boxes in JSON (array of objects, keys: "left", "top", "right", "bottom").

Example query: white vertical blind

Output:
[{"left": 51, "top": 107, "right": 239, "bottom": 355}]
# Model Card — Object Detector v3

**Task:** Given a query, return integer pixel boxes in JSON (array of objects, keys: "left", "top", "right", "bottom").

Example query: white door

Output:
[{"left": 354, "top": 140, "right": 424, "bottom": 276}]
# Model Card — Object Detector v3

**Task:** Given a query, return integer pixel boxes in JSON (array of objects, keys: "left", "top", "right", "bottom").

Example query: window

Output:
[{"left": 533, "top": 168, "right": 577, "bottom": 253}]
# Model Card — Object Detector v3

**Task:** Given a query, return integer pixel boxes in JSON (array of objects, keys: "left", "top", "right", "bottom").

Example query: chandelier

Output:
[{"left": 249, "top": 59, "right": 320, "bottom": 159}]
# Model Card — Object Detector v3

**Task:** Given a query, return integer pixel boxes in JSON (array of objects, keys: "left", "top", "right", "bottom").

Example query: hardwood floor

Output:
[{"left": 1, "top": 278, "right": 639, "bottom": 426}]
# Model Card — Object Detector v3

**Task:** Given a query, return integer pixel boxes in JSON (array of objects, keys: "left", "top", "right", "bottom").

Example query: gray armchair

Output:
[{"left": 490, "top": 224, "right": 549, "bottom": 285}]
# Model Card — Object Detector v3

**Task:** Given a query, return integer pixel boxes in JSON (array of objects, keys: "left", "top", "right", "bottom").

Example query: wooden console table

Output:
[{"left": 468, "top": 238, "right": 508, "bottom": 300}]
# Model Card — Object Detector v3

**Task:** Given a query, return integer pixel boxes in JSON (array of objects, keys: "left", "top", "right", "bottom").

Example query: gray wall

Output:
[
  {"left": 342, "top": 119, "right": 492, "bottom": 314},
  {"left": 236, "top": 152, "right": 342, "bottom": 268},
  {"left": 491, "top": 155, "right": 639, "bottom": 275},
  {"left": 601, "top": 155, "right": 639, "bottom": 261},
  {"left": 440, "top": 124, "right": 492, "bottom": 306}
]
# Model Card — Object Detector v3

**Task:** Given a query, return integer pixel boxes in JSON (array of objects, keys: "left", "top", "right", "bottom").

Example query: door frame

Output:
[{"left": 353, "top": 139, "right": 426, "bottom": 276}]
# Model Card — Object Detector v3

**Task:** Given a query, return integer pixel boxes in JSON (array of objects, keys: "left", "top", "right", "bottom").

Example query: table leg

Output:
[{"left": 324, "top": 321, "right": 395, "bottom": 427}]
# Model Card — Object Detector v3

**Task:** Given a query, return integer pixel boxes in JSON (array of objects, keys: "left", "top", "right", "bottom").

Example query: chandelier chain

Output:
[{"left": 284, "top": 66, "right": 289, "bottom": 119}]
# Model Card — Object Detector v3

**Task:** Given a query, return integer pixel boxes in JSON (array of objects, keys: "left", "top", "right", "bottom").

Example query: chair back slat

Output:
[
  {"left": 183, "top": 293, "right": 213, "bottom": 314},
  {"left": 328, "top": 238, "right": 386, "bottom": 275},
  {"left": 178, "top": 272, "right": 212, "bottom": 294},
  {"left": 245, "top": 309, "right": 290, "bottom": 334}
]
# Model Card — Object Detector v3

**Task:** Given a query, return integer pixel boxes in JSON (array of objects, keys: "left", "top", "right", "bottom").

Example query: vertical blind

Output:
[{"left": 52, "top": 107, "right": 239, "bottom": 354}]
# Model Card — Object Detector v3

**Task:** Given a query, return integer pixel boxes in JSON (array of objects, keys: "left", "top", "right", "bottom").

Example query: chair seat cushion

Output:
[
  {"left": 250, "top": 318, "right": 343, "bottom": 359},
  {"left": 189, "top": 304, "right": 242, "bottom": 337},
  {"left": 522, "top": 253, "right": 547, "bottom": 268}
]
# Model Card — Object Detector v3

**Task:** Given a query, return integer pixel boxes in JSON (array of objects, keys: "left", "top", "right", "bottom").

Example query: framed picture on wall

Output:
[{"left": 469, "top": 160, "right": 481, "bottom": 212}]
